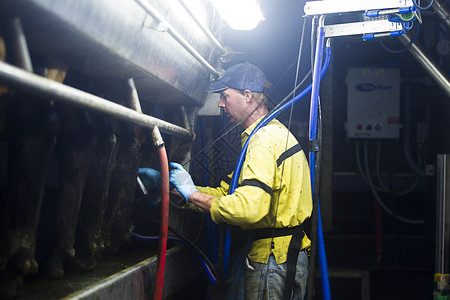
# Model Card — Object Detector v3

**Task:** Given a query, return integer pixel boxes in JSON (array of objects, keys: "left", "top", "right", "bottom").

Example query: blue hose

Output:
[
  {"left": 131, "top": 232, "right": 219, "bottom": 284},
  {"left": 222, "top": 44, "right": 332, "bottom": 278}
]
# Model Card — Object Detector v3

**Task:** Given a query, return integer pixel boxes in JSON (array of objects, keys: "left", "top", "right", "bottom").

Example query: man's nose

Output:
[{"left": 218, "top": 98, "right": 225, "bottom": 108}]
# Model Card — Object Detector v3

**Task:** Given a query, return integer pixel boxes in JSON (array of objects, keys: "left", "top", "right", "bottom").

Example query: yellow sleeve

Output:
[
  {"left": 210, "top": 135, "right": 275, "bottom": 227},
  {"left": 196, "top": 172, "right": 232, "bottom": 196}
]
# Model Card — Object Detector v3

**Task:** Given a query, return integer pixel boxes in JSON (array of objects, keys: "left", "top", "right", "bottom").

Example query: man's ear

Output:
[{"left": 244, "top": 90, "right": 253, "bottom": 102}]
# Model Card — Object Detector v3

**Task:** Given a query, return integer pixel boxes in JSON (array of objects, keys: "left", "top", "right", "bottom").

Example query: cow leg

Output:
[
  {"left": 102, "top": 80, "right": 145, "bottom": 254},
  {"left": 102, "top": 121, "right": 144, "bottom": 254},
  {"left": 70, "top": 113, "right": 117, "bottom": 272},
  {"left": 39, "top": 103, "right": 94, "bottom": 279},
  {"left": 0, "top": 95, "right": 58, "bottom": 298}
]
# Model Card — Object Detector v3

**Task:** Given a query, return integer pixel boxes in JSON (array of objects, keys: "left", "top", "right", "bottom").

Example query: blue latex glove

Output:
[
  {"left": 169, "top": 162, "right": 198, "bottom": 202},
  {"left": 138, "top": 168, "right": 161, "bottom": 192}
]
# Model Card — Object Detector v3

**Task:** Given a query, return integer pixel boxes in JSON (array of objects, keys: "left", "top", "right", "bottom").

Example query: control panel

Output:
[{"left": 346, "top": 67, "right": 401, "bottom": 139}]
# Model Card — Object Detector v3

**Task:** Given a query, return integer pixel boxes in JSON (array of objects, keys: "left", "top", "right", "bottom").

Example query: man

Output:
[{"left": 168, "top": 62, "right": 313, "bottom": 299}]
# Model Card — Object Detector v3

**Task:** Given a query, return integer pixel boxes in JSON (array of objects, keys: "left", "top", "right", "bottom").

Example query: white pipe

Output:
[
  {"left": 177, "top": 0, "right": 228, "bottom": 56},
  {"left": 135, "top": 0, "right": 221, "bottom": 77},
  {"left": 398, "top": 34, "right": 450, "bottom": 99}
]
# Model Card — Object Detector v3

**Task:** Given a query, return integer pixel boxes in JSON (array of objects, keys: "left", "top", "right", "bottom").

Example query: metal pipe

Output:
[
  {"left": 180, "top": 106, "right": 192, "bottom": 132},
  {"left": 432, "top": 0, "right": 450, "bottom": 32},
  {"left": 398, "top": 34, "right": 450, "bottom": 98},
  {"left": 436, "top": 154, "right": 450, "bottom": 274},
  {"left": 0, "top": 61, "right": 194, "bottom": 139},
  {"left": 177, "top": 0, "right": 228, "bottom": 56},
  {"left": 135, "top": 0, "right": 221, "bottom": 78},
  {"left": 126, "top": 78, "right": 143, "bottom": 114}
]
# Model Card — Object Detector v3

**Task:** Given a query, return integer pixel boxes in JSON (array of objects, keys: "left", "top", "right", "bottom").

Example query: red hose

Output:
[{"left": 153, "top": 145, "right": 169, "bottom": 300}]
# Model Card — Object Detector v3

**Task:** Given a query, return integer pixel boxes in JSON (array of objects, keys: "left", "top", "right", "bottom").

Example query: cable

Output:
[
  {"left": 355, "top": 141, "right": 419, "bottom": 195},
  {"left": 378, "top": 22, "right": 421, "bottom": 54},
  {"left": 131, "top": 233, "right": 219, "bottom": 284},
  {"left": 402, "top": 21, "right": 414, "bottom": 30},
  {"left": 375, "top": 140, "right": 420, "bottom": 196},
  {"left": 131, "top": 219, "right": 221, "bottom": 284},
  {"left": 363, "top": 142, "right": 425, "bottom": 224},
  {"left": 412, "top": 0, "right": 434, "bottom": 10}
]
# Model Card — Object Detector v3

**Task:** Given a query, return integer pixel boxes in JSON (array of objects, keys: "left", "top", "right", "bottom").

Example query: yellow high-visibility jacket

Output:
[{"left": 196, "top": 116, "right": 312, "bottom": 264}]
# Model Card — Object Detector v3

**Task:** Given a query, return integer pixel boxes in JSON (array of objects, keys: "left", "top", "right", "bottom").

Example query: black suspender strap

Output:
[
  {"left": 251, "top": 225, "right": 305, "bottom": 300},
  {"left": 251, "top": 225, "right": 303, "bottom": 241},
  {"left": 283, "top": 226, "right": 303, "bottom": 300}
]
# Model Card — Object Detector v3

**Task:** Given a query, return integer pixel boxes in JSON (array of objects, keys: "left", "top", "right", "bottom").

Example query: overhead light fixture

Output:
[{"left": 211, "top": 0, "right": 265, "bottom": 30}]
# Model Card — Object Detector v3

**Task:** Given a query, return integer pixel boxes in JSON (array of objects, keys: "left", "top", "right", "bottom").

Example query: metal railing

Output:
[{"left": 0, "top": 61, "right": 194, "bottom": 139}]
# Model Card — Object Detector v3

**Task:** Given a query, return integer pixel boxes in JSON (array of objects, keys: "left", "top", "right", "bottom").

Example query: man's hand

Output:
[
  {"left": 138, "top": 168, "right": 161, "bottom": 191},
  {"left": 169, "top": 162, "right": 198, "bottom": 202}
]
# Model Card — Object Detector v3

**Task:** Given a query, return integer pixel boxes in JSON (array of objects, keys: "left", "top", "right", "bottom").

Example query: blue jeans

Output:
[{"left": 244, "top": 250, "right": 309, "bottom": 300}]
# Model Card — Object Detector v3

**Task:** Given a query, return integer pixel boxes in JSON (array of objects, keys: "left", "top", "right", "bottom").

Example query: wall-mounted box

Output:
[{"left": 346, "top": 67, "right": 401, "bottom": 139}]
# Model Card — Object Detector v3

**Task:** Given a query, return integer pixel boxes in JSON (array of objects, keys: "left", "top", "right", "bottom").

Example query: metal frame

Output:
[
  {"left": 304, "top": 0, "right": 414, "bottom": 16},
  {"left": 324, "top": 19, "right": 403, "bottom": 38},
  {"left": 304, "top": 0, "right": 415, "bottom": 38}
]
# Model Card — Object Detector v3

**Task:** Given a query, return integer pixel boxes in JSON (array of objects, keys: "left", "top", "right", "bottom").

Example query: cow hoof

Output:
[
  {"left": 67, "top": 256, "right": 97, "bottom": 272},
  {"left": 38, "top": 258, "right": 64, "bottom": 279},
  {"left": 0, "top": 277, "right": 24, "bottom": 299},
  {"left": 65, "top": 248, "right": 75, "bottom": 258},
  {"left": 17, "top": 258, "right": 38, "bottom": 276},
  {"left": 89, "top": 241, "right": 105, "bottom": 256}
]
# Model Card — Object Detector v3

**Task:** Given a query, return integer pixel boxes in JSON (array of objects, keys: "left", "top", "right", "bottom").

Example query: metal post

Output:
[
  {"left": 126, "top": 78, "right": 143, "bottom": 114},
  {"left": 436, "top": 154, "right": 450, "bottom": 274},
  {"left": 5, "top": 18, "right": 33, "bottom": 72}
]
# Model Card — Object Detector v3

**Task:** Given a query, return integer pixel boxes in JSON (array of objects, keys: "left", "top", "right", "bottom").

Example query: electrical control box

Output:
[{"left": 346, "top": 67, "right": 401, "bottom": 139}]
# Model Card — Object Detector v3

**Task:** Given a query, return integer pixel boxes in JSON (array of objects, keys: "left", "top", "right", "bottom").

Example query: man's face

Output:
[{"left": 217, "top": 88, "right": 247, "bottom": 124}]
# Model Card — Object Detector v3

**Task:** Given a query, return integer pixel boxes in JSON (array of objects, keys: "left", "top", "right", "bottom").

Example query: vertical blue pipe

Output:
[{"left": 309, "top": 17, "right": 331, "bottom": 300}]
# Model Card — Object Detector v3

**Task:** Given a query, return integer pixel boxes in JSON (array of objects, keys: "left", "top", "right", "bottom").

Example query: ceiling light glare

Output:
[{"left": 212, "top": 0, "right": 265, "bottom": 30}]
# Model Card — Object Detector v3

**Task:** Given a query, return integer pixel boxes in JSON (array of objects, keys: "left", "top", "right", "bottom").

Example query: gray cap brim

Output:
[{"left": 204, "top": 81, "right": 228, "bottom": 93}]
